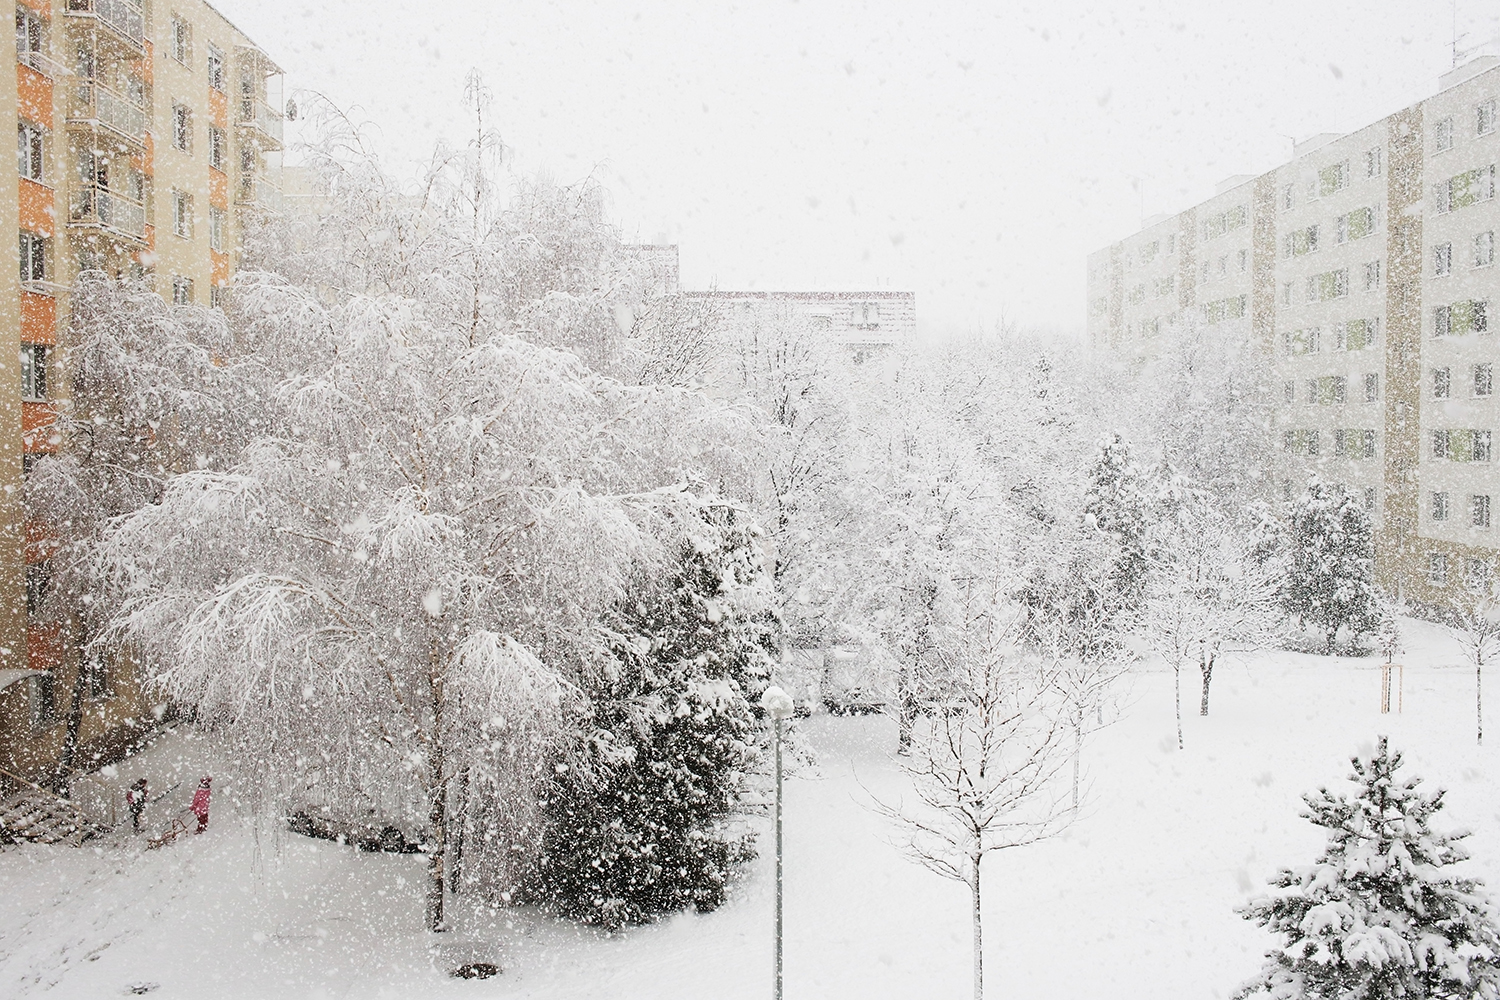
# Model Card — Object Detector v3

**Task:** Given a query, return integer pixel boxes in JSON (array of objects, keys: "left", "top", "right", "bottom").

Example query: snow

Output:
[{"left": 6, "top": 618, "right": 1500, "bottom": 999}]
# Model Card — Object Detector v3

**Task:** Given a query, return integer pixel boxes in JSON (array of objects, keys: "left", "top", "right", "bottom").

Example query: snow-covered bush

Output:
[
  {"left": 1282, "top": 479, "right": 1380, "bottom": 654},
  {"left": 1236, "top": 738, "right": 1500, "bottom": 999},
  {"left": 529, "top": 499, "right": 774, "bottom": 927}
]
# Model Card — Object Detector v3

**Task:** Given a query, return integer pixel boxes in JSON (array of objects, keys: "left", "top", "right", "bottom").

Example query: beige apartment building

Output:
[
  {"left": 0, "top": 0, "right": 282, "bottom": 788},
  {"left": 1088, "top": 56, "right": 1500, "bottom": 609}
]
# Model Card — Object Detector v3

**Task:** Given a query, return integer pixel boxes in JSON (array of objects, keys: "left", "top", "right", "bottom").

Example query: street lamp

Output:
[{"left": 760, "top": 685, "right": 795, "bottom": 1000}]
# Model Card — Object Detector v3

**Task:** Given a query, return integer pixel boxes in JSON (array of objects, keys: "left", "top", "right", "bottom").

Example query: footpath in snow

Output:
[{"left": 3, "top": 617, "right": 1498, "bottom": 999}]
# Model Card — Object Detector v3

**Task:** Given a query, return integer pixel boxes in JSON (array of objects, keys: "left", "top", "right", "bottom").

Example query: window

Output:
[
  {"left": 1430, "top": 552, "right": 1449, "bottom": 586},
  {"left": 208, "top": 126, "right": 226, "bottom": 172},
  {"left": 1476, "top": 430, "right": 1494, "bottom": 462},
  {"left": 1305, "top": 379, "right": 1318, "bottom": 404},
  {"left": 20, "top": 343, "right": 46, "bottom": 399},
  {"left": 170, "top": 15, "right": 191, "bottom": 64},
  {"left": 1478, "top": 232, "right": 1496, "bottom": 268},
  {"left": 1474, "top": 495, "right": 1492, "bottom": 528},
  {"left": 171, "top": 276, "right": 194, "bottom": 305},
  {"left": 1435, "top": 242, "right": 1453, "bottom": 276},
  {"left": 1319, "top": 161, "right": 1349, "bottom": 197},
  {"left": 1285, "top": 328, "right": 1320, "bottom": 355},
  {"left": 1436, "top": 117, "right": 1455, "bottom": 152},
  {"left": 172, "top": 103, "right": 192, "bottom": 152},
  {"left": 1237, "top": 249, "right": 1248, "bottom": 272},
  {"left": 1343, "top": 317, "right": 1376, "bottom": 350},
  {"left": 1365, "top": 147, "right": 1383, "bottom": 178},
  {"left": 208, "top": 44, "right": 225, "bottom": 92},
  {"left": 852, "top": 301, "right": 879, "bottom": 328},
  {"left": 1433, "top": 429, "right": 1451, "bottom": 459},
  {"left": 1437, "top": 165, "right": 1497, "bottom": 213},
  {"left": 1282, "top": 282, "right": 1293, "bottom": 306},
  {"left": 1283, "top": 225, "right": 1319, "bottom": 258},
  {"left": 1470, "top": 559, "right": 1492, "bottom": 590},
  {"left": 210, "top": 284, "right": 228, "bottom": 310},
  {"left": 16, "top": 7, "right": 42, "bottom": 59},
  {"left": 1282, "top": 184, "right": 1295, "bottom": 211},
  {"left": 1308, "top": 269, "right": 1348, "bottom": 302},
  {"left": 1328, "top": 375, "right": 1347, "bottom": 404},
  {"left": 1482, "top": 100, "right": 1498, "bottom": 137},
  {"left": 1364, "top": 486, "right": 1377, "bottom": 510},
  {"left": 1362, "top": 430, "right": 1377, "bottom": 459},
  {"left": 19, "top": 232, "right": 45, "bottom": 283},
  {"left": 25, "top": 561, "right": 48, "bottom": 615},
  {"left": 1336, "top": 207, "right": 1375, "bottom": 243},
  {"left": 16, "top": 121, "right": 43, "bottom": 181},
  {"left": 1434, "top": 491, "right": 1451, "bottom": 521},
  {"left": 1334, "top": 429, "right": 1348, "bottom": 457},
  {"left": 209, "top": 207, "right": 225, "bottom": 252},
  {"left": 1478, "top": 363, "right": 1494, "bottom": 398},
  {"left": 1434, "top": 366, "right": 1452, "bottom": 399},
  {"left": 1435, "top": 300, "right": 1488, "bottom": 336},
  {"left": 172, "top": 190, "right": 192, "bottom": 238},
  {"left": 1166, "top": 234, "right": 1176, "bottom": 254},
  {"left": 29, "top": 672, "right": 55, "bottom": 730},
  {"left": 1364, "top": 260, "right": 1382, "bottom": 291},
  {"left": 1306, "top": 430, "right": 1320, "bottom": 456},
  {"left": 1365, "top": 372, "right": 1379, "bottom": 402}
]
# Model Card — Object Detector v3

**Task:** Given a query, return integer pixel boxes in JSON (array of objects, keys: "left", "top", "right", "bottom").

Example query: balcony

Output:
[
  {"left": 17, "top": 49, "right": 70, "bottom": 80},
  {"left": 62, "top": 0, "right": 145, "bottom": 52},
  {"left": 67, "top": 81, "right": 147, "bottom": 147},
  {"left": 70, "top": 185, "right": 146, "bottom": 241},
  {"left": 237, "top": 173, "right": 283, "bottom": 211},
  {"left": 237, "top": 99, "right": 284, "bottom": 150}
]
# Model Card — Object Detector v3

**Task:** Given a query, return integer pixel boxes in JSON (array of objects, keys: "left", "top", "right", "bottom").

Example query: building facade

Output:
[
  {"left": 1088, "top": 57, "right": 1500, "bottom": 608},
  {"left": 1, "top": 0, "right": 282, "bottom": 786}
]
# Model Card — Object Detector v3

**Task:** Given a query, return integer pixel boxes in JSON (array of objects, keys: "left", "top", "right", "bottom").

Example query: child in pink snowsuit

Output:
[{"left": 191, "top": 777, "right": 212, "bottom": 833}]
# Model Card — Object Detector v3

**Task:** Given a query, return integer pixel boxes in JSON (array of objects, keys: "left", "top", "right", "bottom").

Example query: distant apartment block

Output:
[
  {"left": 1, "top": 0, "right": 283, "bottom": 787},
  {"left": 1086, "top": 56, "right": 1500, "bottom": 606}
]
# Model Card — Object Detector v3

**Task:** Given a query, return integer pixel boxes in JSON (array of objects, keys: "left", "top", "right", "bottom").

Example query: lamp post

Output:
[{"left": 760, "top": 685, "right": 795, "bottom": 1000}]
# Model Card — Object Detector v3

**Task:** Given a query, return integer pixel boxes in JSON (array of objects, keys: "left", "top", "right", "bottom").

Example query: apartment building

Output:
[
  {"left": 1087, "top": 56, "right": 1500, "bottom": 608},
  {"left": 0, "top": 0, "right": 283, "bottom": 787}
]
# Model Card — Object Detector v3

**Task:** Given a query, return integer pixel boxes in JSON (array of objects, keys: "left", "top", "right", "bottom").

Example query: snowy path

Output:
[{"left": 4, "top": 621, "right": 1500, "bottom": 998}]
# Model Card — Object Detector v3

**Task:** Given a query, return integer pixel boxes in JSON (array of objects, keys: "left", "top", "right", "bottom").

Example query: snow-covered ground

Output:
[{"left": 4, "top": 616, "right": 1499, "bottom": 999}]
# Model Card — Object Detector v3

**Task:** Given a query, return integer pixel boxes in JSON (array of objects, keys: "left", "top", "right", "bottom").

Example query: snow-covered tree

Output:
[
  {"left": 529, "top": 499, "right": 775, "bottom": 927},
  {"left": 1282, "top": 479, "right": 1380, "bottom": 654},
  {"left": 1446, "top": 590, "right": 1500, "bottom": 745},
  {"left": 1144, "top": 487, "right": 1282, "bottom": 745},
  {"left": 1082, "top": 431, "right": 1152, "bottom": 613},
  {"left": 1236, "top": 738, "right": 1500, "bottom": 999},
  {"left": 871, "top": 583, "right": 1071, "bottom": 1000}
]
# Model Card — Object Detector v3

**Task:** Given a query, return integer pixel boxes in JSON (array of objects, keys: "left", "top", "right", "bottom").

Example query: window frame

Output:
[{"left": 20, "top": 342, "right": 46, "bottom": 400}]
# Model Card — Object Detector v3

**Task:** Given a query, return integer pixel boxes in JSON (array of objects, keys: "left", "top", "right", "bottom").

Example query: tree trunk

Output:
[
  {"left": 971, "top": 856, "right": 983, "bottom": 1000},
  {"left": 896, "top": 666, "right": 917, "bottom": 756},
  {"left": 1173, "top": 665, "right": 1183, "bottom": 750},
  {"left": 1479, "top": 663, "right": 1484, "bottom": 746},
  {"left": 450, "top": 766, "right": 470, "bottom": 896},
  {"left": 425, "top": 656, "right": 448, "bottom": 933},
  {"left": 1198, "top": 652, "right": 1214, "bottom": 717},
  {"left": 56, "top": 645, "right": 90, "bottom": 797},
  {"left": 1071, "top": 713, "right": 1083, "bottom": 810}
]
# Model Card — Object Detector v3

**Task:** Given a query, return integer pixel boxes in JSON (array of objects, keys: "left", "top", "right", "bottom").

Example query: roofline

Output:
[{"left": 683, "top": 290, "right": 914, "bottom": 301}]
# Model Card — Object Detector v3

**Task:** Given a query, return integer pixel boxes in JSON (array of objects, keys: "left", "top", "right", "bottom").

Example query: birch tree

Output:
[{"left": 1447, "top": 589, "right": 1500, "bottom": 745}]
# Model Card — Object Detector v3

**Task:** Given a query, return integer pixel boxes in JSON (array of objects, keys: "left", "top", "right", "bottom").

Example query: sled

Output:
[{"left": 146, "top": 812, "right": 194, "bottom": 850}]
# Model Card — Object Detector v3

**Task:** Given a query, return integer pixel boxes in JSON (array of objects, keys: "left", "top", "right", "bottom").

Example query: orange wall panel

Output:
[
  {"left": 212, "top": 249, "right": 230, "bottom": 287},
  {"left": 22, "top": 402, "right": 58, "bottom": 453},
  {"left": 17, "top": 65, "right": 52, "bottom": 128},
  {"left": 134, "top": 132, "right": 154, "bottom": 177},
  {"left": 24, "top": 518, "right": 58, "bottom": 563},
  {"left": 18, "top": 178, "right": 54, "bottom": 237},
  {"left": 144, "top": 224, "right": 155, "bottom": 251},
  {"left": 26, "top": 624, "right": 66, "bottom": 673},
  {"left": 209, "top": 88, "right": 228, "bottom": 128},
  {"left": 209, "top": 168, "right": 228, "bottom": 208},
  {"left": 20, "top": 292, "right": 56, "bottom": 345},
  {"left": 135, "top": 41, "right": 153, "bottom": 85},
  {"left": 16, "top": 0, "right": 48, "bottom": 16}
]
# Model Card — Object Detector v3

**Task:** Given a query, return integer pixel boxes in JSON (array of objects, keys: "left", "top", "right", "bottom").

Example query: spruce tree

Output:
[
  {"left": 1282, "top": 478, "right": 1380, "bottom": 653},
  {"left": 532, "top": 499, "right": 775, "bottom": 928},
  {"left": 1236, "top": 739, "right": 1500, "bottom": 999},
  {"left": 1082, "top": 431, "right": 1151, "bottom": 613}
]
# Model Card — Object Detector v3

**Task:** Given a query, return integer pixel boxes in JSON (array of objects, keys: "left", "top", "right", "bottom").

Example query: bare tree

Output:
[
  {"left": 1448, "top": 588, "right": 1500, "bottom": 745},
  {"left": 870, "top": 586, "right": 1072, "bottom": 1000},
  {"left": 1037, "top": 606, "right": 1132, "bottom": 810}
]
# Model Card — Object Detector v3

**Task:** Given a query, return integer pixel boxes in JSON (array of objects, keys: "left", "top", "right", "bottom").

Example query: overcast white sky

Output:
[{"left": 215, "top": 0, "right": 1500, "bottom": 337}]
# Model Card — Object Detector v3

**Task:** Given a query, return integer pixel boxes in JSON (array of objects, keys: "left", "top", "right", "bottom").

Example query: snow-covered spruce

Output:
[
  {"left": 1236, "top": 738, "right": 1500, "bottom": 1000},
  {"left": 1282, "top": 478, "right": 1380, "bottom": 654},
  {"left": 528, "top": 500, "right": 774, "bottom": 929}
]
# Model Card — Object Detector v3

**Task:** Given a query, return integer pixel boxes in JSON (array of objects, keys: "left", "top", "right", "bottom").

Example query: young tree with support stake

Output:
[
  {"left": 1447, "top": 588, "right": 1500, "bottom": 745},
  {"left": 870, "top": 584, "right": 1072, "bottom": 1000}
]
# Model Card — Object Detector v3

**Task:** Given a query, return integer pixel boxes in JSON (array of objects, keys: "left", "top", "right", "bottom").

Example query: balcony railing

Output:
[
  {"left": 17, "top": 49, "right": 70, "bottom": 80},
  {"left": 71, "top": 185, "right": 146, "bottom": 238},
  {"left": 237, "top": 173, "right": 283, "bottom": 211},
  {"left": 63, "top": 0, "right": 145, "bottom": 49},
  {"left": 237, "top": 99, "right": 284, "bottom": 149},
  {"left": 68, "top": 82, "right": 148, "bottom": 144}
]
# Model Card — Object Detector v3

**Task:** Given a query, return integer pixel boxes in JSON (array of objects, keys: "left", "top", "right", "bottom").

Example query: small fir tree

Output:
[
  {"left": 531, "top": 499, "right": 775, "bottom": 928},
  {"left": 1282, "top": 479, "right": 1380, "bottom": 653},
  {"left": 1082, "top": 431, "right": 1152, "bottom": 613},
  {"left": 1236, "top": 739, "right": 1500, "bottom": 999}
]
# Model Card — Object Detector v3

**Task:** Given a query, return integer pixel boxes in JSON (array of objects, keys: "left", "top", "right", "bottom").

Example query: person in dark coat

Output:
[
  {"left": 125, "top": 778, "right": 148, "bottom": 833},
  {"left": 190, "top": 776, "right": 212, "bottom": 833}
]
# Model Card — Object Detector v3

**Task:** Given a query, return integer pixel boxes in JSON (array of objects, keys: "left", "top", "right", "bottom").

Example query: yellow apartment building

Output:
[
  {"left": 1087, "top": 56, "right": 1500, "bottom": 611},
  {"left": 0, "top": 0, "right": 282, "bottom": 789}
]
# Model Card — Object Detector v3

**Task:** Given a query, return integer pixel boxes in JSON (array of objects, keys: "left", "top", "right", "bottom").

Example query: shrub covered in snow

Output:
[
  {"left": 1281, "top": 479, "right": 1380, "bottom": 654},
  {"left": 1236, "top": 738, "right": 1500, "bottom": 999}
]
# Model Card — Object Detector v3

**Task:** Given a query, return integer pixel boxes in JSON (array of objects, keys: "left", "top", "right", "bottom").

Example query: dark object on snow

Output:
[
  {"left": 450, "top": 963, "right": 501, "bottom": 979},
  {"left": 190, "top": 777, "right": 211, "bottom": 833},
  {"left": 286, "top": 809, "right": 421, "bottom": 853},
  {"left": 126, "top": 778, "right": 148, "bottom": 832},
  {"left": 822, "top": 692, "right": 885, "bottom": 716},
  {"left": 125, "top": 983, "right": 160, "bottom": 994}
]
